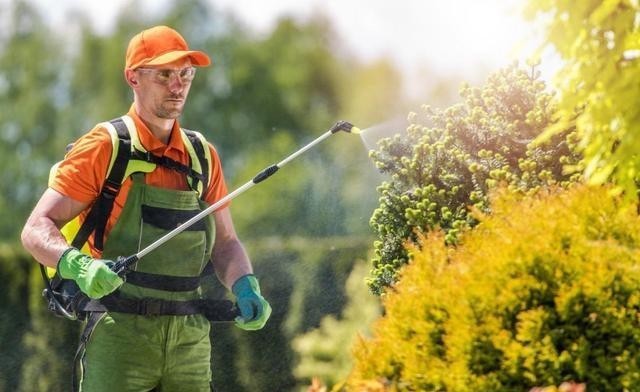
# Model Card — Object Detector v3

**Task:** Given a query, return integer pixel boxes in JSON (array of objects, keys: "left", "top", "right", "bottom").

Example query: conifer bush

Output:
[
  {"left": 368, "top": 64, "right": 581, "bottom": 294},
  {"left": 347, "top": 185, "right": 640, "bottom": 391}
]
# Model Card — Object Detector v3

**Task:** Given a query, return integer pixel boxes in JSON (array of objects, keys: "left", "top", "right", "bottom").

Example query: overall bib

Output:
[{"left": 80, "top": 173, "right": 215, "bottom": 392}]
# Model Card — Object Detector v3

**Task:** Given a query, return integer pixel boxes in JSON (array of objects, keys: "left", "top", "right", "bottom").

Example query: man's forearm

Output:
[
  {"left": 211, "top": 238, "right": 253, "bottom": 289},
  {"left": 21, "top": 215, "right": 70, "bottom": 268},
  {"left": 21, "top": 188, "right": 88, "bottom": 268}
]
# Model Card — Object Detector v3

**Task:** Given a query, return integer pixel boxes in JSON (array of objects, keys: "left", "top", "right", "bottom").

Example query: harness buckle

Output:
[{"left": 102, "top": 178, "right": 121, "bottom": 198}]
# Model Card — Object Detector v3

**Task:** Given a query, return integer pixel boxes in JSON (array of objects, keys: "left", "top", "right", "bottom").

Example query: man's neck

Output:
[
  {"left": 146, "top": 118, "right": 174, "bottom": 145},
  {"left": 134, "top": 103, "right": 175, "bottom": 145}
]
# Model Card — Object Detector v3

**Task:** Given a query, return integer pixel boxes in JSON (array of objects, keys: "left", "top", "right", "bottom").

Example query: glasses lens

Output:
[
  {"left": 156, "top": 70, "right": 172, "bottom": 83},
  {"left": 179, "top": 68, "right": 196, "bottom": 82},
  {"left": 138, "top": 67, "right": 196, "bottom": 84}
]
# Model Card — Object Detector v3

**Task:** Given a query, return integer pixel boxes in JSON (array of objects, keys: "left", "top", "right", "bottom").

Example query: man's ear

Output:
[{"left": 124, "top": 69, "right": 139, "bottom": 88}]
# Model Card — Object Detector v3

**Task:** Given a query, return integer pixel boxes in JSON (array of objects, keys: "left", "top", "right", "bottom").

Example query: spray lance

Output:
[{"left": 110, "top": 120, "right": 360, "bottom": 276}]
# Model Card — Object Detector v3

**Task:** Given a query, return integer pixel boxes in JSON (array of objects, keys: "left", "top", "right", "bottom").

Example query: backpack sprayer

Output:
[
  {"left": 44, "top": 120, "right": 359, "bottom": 321},
  {"left": 111, "top": 120, "right": 359, "bottom": 275}
]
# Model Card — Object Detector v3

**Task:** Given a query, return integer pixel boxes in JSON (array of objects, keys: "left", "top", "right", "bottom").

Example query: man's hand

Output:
[
  {"left": 232, "top": 274, "right": 271, "bottom": 330},
  {"left": 57, "top": 248, "right": 124, "bottom": 299}
]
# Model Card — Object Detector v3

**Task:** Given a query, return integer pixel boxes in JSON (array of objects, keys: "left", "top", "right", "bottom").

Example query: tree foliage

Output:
[
  {"left": 367, "top": 64, "right": 581, "bottom": 294},
  {"left": 0, "top": 244, "right": 80, "bottom": 392},
  {"left": 524, "top": 0, "right": 640, "bottom": 196},
  {"left": 184, "top": 14, "right": 346, "bottom": 166},
  {"left": 0, "top": 1, "right": 64, "bottom": 241},
  {"left": 346, "top": 184, "right": 640, "bottom": 391}
]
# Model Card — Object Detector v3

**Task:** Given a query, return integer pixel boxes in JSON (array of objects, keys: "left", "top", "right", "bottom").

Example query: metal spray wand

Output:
[{"left": 112, "top": 120, "right": 360, "bottom": 275}]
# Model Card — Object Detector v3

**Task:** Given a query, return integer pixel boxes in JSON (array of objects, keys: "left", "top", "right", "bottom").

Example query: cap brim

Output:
[{"left": 142, "top": 50, "right": 211, "bottom": 68}]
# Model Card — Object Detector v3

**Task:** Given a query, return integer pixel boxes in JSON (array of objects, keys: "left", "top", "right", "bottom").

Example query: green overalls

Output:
[{"left": 79, "top": 173, "right": 216, "bottom": 391}]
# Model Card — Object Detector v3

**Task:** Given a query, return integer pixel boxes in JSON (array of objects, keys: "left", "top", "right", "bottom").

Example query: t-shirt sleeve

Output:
[
  {"left": 49, "top": 126, "right": 113, "bottom": 203},
  {"left": 203, "top": 143, "right": 230, "bottom": 207}
]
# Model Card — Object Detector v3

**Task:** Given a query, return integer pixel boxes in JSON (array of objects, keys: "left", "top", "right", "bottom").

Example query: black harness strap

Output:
[
  {"left": 72, "top": 118, "right": 131, "bottom": 251},
  {"left": 81, "top": 294, "right": 237, "bottom": 321},
  {"left": 131, "top": 149, "right": 207, "bottom": 189}
]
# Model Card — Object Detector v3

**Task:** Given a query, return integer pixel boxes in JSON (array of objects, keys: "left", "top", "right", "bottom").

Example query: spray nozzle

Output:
[{"left": 330, "top": 120, "right": 361, "bottom": 134}]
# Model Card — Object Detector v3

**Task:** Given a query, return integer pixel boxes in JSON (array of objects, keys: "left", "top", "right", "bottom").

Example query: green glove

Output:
[
  {"left": 57, "top": 248, "right": 124, "bottom": 299},
  {"left": 232, "top": 274, "right": 271, "bottom": 330}
]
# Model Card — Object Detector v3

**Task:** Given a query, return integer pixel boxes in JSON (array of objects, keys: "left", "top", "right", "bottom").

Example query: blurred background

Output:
[{"left": 0, "top": 0, "right": 543, "bottom": 390}]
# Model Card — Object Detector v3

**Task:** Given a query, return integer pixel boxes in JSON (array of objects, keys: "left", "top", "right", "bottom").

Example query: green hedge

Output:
[{"left": 0, "top": 246, "right": 79, "bottom": 392}]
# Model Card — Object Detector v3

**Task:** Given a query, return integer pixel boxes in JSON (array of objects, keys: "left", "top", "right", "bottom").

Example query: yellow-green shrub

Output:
[{"left": 344, "top": 185, "right": 640, "bottom": 391}]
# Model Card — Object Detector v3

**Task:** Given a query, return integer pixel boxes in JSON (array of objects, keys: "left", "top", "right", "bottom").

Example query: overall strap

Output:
[{"left": 71, "top": 118, "right": 131, "bottom": 251}]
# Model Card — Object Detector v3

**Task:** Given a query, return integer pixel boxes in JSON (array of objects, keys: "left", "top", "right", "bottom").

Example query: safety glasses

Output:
[{"left": 136, "top": 67, "right": 196, "bottom": 85}]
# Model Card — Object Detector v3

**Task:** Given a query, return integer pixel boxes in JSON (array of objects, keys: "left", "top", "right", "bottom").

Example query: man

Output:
[{"left": 21, "top": 25, "right": 271, "bottom": 391}]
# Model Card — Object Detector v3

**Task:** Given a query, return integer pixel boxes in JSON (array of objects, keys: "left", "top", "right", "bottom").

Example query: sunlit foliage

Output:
[
  {"left": 367, "top": 64, "right": 581, "bottom": 294},
  {"left": 347, "top": 185, "right": 640, "bottom": 391},
  {"left": 524, "top": 0, "right": 640, "bottom": 196}
]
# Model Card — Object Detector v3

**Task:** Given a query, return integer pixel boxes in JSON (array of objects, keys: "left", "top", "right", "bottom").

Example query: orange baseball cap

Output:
[{"left": 125, "top": 25, "right": 211, "bottom": 70}]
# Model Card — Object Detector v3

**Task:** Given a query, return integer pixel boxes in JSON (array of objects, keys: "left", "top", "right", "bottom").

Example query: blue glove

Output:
[{"left": 232, "top": 274, "right": 271, "bottom": 330}]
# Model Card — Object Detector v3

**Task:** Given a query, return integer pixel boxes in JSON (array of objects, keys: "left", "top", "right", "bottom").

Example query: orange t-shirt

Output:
[{"left": 50, "top": 106, "right": 229, "bottom": 257}]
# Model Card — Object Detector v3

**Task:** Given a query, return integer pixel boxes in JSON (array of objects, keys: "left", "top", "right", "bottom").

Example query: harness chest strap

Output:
[{"left": 73, "top": 117, "right": 131, "bottom": 251}]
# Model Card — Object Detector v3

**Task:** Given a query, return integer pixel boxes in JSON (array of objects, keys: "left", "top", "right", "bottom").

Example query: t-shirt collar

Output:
[{"left": 128, "top": 104, "right": 185, "bottom": 156}]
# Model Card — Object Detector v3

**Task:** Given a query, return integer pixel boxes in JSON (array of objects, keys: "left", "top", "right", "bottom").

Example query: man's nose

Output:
[{"left": 167, "top": 73, "right": 186, "bottom": 91}]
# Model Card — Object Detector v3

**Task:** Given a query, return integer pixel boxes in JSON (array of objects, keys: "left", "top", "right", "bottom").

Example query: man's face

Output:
[{"left": 132, "top": 57, "right": 195, "bottom": 120}]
